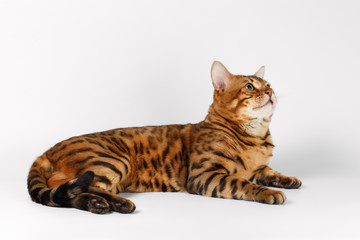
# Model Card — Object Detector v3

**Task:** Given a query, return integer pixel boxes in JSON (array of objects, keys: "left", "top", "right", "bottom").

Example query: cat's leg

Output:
[
  {"left": 187, "top": 173, "right": 286, "bottom": 204},
  {"left": 80, "top": 159, "right": 136, "bottom": 213},
  {"left": 41, "top": 171, "right": 110, "bottom": 214},
  {"left": 251, "top": 166, "right": 302, "bottom": 189},
  {"left": 87, "top": 186, "right": 136, "bottom": 213},
  {"left": 69, "top": 176, "right": 135, "bottom": 214},
  {"left": 67, "top": 174, "right": 135, "bottom": 214},
  {"left": 60, "top": 151, "right": 136, "bottom": 214}
]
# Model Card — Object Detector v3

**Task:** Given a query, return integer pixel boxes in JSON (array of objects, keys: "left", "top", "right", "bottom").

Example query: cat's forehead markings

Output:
[
  {"left": 247, "top": 76, "right": 263, "bottom": 88},
  {"left": 248, "top": 76, "right": 262, "bottom": 84}
]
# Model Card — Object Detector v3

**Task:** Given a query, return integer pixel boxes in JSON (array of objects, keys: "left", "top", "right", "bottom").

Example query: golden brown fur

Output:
[{"left": 27, "top": 61, "right": 301, "bottom": 214}]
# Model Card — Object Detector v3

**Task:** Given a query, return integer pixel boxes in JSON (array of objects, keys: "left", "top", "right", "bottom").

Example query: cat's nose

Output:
[{"left": 265, "top": 89, "right": 272, "bottom": 97}]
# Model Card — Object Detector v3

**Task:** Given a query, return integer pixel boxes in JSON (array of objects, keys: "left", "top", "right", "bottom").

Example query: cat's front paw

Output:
[
  {"left": 255, "top": 188, "right": 286, "bottom": 204},
  {"left": 279, "top": 176, "right": 302, "bottom": 189},
  {"left": 260, "top": 175, "right": 302, "bottom": 189}
]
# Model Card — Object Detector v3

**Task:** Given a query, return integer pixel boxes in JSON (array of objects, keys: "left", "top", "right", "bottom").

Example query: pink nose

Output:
[{"left": 265, "top": 89, "right": 272, "bottom": 97}]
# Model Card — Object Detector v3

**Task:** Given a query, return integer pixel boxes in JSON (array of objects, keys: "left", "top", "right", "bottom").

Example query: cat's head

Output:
[{"left": 210, "top": 61, "right": 277, "bottom": 125}]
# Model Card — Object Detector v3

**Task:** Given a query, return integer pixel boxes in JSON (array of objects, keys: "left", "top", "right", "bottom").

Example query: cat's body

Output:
[{"left": 28, "top": 61, "right": 301, "bottom": 214}]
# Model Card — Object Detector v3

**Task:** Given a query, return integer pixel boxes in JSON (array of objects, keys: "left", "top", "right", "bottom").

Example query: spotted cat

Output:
[{"left": 27, "top": 61, "right": 301, "bottom": 214}]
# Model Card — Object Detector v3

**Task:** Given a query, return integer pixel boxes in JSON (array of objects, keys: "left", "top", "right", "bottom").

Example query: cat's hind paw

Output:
[
  {"left": 72, "top": 193, "right": 110, "bottom": 214},
  {"left": 88, "top": 196, "right": 110, "bottom": 214},
  {"left": 110, "top": 199, "right": 136, "bottom": 214}
]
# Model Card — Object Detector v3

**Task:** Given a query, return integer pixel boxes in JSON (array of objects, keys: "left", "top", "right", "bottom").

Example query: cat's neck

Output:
[{"left": 204, "top": 106, "right": 271, "bottom": 138}]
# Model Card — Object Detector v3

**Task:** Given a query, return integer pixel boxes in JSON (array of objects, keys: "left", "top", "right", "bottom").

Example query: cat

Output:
[{"left": 27, "top": 61, "right": 301, "bottom": 214}]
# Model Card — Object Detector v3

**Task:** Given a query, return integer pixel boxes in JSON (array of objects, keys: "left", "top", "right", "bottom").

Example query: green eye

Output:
[{"left": 245, "top": 83, "right": 255, "bottom": 91}]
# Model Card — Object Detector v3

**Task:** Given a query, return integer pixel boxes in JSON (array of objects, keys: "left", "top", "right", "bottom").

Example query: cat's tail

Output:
[{"left": 27, "top": 155, "right": 94, "bottom": 207}]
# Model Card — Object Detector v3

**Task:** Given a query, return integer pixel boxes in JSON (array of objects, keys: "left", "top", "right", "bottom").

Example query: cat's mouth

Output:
[{"left": 253, "top": 99, "right": 273, "bottom": 110}]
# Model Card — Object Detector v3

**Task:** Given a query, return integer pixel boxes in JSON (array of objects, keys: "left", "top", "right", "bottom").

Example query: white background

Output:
[{"left": 1, "top": 0, "right": 359, "bottom": 239}]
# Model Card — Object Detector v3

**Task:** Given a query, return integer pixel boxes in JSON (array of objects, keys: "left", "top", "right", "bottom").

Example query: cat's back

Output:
[{"left": 47, "top": 124, "right": 194, "bottom": 158}]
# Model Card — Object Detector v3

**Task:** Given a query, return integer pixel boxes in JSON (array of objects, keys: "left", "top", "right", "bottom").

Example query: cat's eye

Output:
[{"left": 245, "top": 83, "right": 255, "bottom": 91}]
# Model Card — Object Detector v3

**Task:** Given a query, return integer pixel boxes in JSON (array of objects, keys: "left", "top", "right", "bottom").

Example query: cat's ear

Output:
[
  {"left": 211, "top": 61, "right": 233, "bottom": 92},
  {"left": 254, "top": 66, "right": 265, "bottom": 78}
]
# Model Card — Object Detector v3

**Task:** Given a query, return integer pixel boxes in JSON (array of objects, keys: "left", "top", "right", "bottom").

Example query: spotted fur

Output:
[{"left": 27, "top": 61, "right": 301, "bottom": 214}]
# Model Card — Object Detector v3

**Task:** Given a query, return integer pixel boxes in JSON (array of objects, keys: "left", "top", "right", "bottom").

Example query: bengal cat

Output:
[{"left": 27, "top": 61, "right": 301, "bottom": 214}]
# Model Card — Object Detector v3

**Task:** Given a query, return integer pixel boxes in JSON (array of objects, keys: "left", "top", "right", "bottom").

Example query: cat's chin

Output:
[
  {"left": 246, "top": 102, "right": 275, "bottom": 119},
  {"left": 253, "top": 99, "right": 273, "bottom": 110}
]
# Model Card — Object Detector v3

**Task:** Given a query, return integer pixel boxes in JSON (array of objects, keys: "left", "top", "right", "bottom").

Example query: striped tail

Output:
[{"left": 27, "top": 156, "right": 94, "bottom": 207}]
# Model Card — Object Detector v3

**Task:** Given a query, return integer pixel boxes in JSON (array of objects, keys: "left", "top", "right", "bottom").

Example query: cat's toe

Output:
[
  {"left": 273, "top": 191, "right": 286, "bottom": 204},
  {"left": 292, "top": 177, "right": 302, "bottom": 188},
  {"left": 285, "top": 177, "right": 302, "bottom": 189},
  {"left": 88, "top": 197, "right": 110, "bottom": 214}
]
